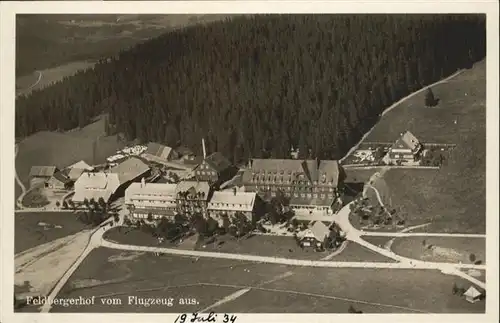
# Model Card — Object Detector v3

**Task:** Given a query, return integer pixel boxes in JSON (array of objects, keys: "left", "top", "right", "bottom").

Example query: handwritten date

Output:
[{"left": 174, "top": 312, "right": 237, "bottom": 323}]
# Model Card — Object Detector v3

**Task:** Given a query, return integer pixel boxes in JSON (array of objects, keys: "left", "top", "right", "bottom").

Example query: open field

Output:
[
  {"left": 16, "top": 14, "right": 238, "bottom": 82},
  {"left": 15, "top": 211, "right": 89, "bottom": 253},
  {"left": 358, "top": 60, "right": 486, "bottom": 233},
  {"left": 103, "top": 227, "right": 176, "bottom": 248},
  {"left": 32, "top": 248, "right": 485, "bottom": 313},
  {"left": 391, "top": 236, "right": 486, "bottom": 265},
  {"left": 196, "top": 234, "right": 324, "bottom": 260},
  {"left": 327, "top": 241, "right": 395, "bottom": 262},
  {"left": 16, "top": 61, "right": 96, "bottom": 97},
  {"left": 344, "top": 168, "right": 379, "bottom": 185}
]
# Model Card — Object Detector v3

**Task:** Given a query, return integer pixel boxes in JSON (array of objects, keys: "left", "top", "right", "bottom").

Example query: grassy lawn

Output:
[
  {"left": 103, "top": 227, "right": 175, "bottom": 248},
  {"left": 196, "top": 234, "right": 324, "bottom": 260},
  {"left": 215, "top": 288, "right": 409, "bottom": 313},
  {"left": 265, "top": 267, "right": 485, "bottom": 313},
  {"left": 361, "top": 60, "right": 485, "bottom": 234},
  {"left": 21, "top": 187, "right": 49, "bottom": 208},
  {"left": 48, "top": 248, "right": 295, "bottom": 312},
  {"left": 344, "top": 168, "right": 379, "bottom": 184},
  {"left": 361, "top": 236, "right": 392, "bottom": 248},
  {"left": 391, "top": 236, "right": 486, "bottom": 264},
  {"left": 327, "top": 241, "right": 395, "bottom": 262},
  {"left": 47, "top": 249, "right": 484, "bottom": 313},
  {"left": 15, "top": 211, "right": 89, "bottom": 253}
]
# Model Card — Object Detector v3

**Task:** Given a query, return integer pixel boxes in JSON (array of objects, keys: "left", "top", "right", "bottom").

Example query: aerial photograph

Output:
[{"left": 11, "top": 13, "right": 488, "bottom": 315}]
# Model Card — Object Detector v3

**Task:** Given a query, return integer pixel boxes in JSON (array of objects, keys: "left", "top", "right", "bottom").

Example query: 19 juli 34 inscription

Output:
[{"left": 25, "top": 296, "right": 238, "bottom": 322}]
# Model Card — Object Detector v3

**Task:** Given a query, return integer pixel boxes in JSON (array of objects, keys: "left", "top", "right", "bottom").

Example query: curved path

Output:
[
  {"left": 15, "top": 145, "right": 27, "bottom": 208},
  {"left": 40, "top": 216, "right": 122, "bottom": 313},
  {"left": 17, "top": 71, "right": 43, "bottom": 97},
  {"left": 340, "top": 69, "right": 464, "bottom": 163},
  {"left": 334, "top": 201, "right": 486, "bottom": 289}
]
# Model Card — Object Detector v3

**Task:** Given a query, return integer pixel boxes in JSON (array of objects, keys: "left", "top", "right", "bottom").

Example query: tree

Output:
[
  {"left": 348, "top": 305, "right": 362, "bottom": 313},
  {"left": 147, "top": 213, "right": 153, "bottom": 222},
  {"left": 174, "top": 213, "right": 187, "bottom": 225},
  {"left": 425, "top": 88, "right": 437, "bottom": 107},
  {"left": 98, "top": 197, "right": 107, "bottom": 211},
  {"left": 62, "top": 200, "right": 68, "bottom": 209},
  {"left": 206, "top": 217, "right": 219, "bottom": 236},
  {"left": 55, "top": 201, "right": 60, "bottom": 208},
  {"left": 194, "top": 215, "right": 208, "bottom": 236},
  {"left": 83, "top": 198, "right": 90, "bottom": 209},
  {"left": 221, "top": 214, "right": 231, "bottom": 232}
]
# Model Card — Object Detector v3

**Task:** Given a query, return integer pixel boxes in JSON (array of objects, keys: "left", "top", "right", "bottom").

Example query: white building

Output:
[
  {"left": 125, "top": 179, "right": 178, "bottom": 220},
  {"left": 72, "top": 172, "right": 120, "bottom": 204},
  {"left": 207, "top": 191, "right": 259, "bottom": 224}
]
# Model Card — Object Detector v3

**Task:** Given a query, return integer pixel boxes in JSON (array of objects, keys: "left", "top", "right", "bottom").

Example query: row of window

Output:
[
  {"left": 131, "top": 199, "right": 176, "bottom": 205},
  {"left": 255, "top": 185, "right": 334, "bottom": 193},
  {"left": 209, "top": 202, "right": 251, "bottom": 208},
  {"left": 250, "top": 176, "right": 331, "bottom": 185},
  {"left": 134, "top": 204, "right": 176, "bottom": 209},
  {"left": 196, "top": 170, "right": 217, "bottom": 176},
  {"left": 279, "top": 192, "right": 334, "bottom": 199}
]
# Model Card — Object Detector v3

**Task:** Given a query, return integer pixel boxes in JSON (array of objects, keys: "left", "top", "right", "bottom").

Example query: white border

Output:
[{"left": 1, "top": 2, "right": 498, "bottom": 323}]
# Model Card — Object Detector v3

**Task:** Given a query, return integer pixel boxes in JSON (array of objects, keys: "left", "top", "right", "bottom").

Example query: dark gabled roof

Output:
[
  {"left": 109, "top": 157, "right": 151, "bottom": 184},
  {"left": 176, "top": 146, "right": 195, "bottom": 156},
  {"left": 204, "top": 152, "right": 233, "bottom": 173},
  {"left": 51, "top": 171, "right": 72, "bottom": 184},
  {"left": 145, "top": 142, "right": 175, "bottom": 160},
  {"left": 391, "top": 131, "right": 421, "bottom": 151},
  {"left": 29, "top": 166, "right": 57, "bottom": 177},
  {"left": 244, "top": 159, "right": 340, "bottom": 187}
]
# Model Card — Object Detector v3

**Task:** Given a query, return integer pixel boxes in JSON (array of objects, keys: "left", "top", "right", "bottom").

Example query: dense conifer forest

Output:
[{"left": 15, "top": 14, "right": 486, "bottom": 163}]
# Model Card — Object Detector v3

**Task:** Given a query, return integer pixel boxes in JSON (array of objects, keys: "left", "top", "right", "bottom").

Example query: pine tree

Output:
[{"left": 425, "top": 88, "right": 437, "bottom": 107}]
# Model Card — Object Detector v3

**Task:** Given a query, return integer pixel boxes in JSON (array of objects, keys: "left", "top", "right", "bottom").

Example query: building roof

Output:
[
  {"left": 68, "top": 160, "right": 94, "bottom": 171},
  {"left": 243, "top": 159, "right": 340, "bottom": 187},
  {"left": 392, "top": 131, "right": 421, "bottom": 151},
  {"left": 463, "top": 286, "right": 482, "bottom": 298},
  {"left": 50, "top": 171, "right": 72, "bottom": 184},
  {"left": 208, "top": 191, "right": 257, "bottom": 212},
  {"left": 125, "top": 182, "right": 177, "bottom": 204},
  {"left": 204, "top": 152, "right": 233, "bottom": 173},
  {"left": 29, "top": 166, "right": 57, "bottom": 178},
  {"left": 109, "top": 157, "right": 150, "bottom": 184},
  {"left": 72, "top": 172, "right": 120, "bottom": 203},
  {"left": 144, "top": 142, "right": 176, "bottom": 160},
  {"left": 67, "top": 167, "right": 86, "bottom": 181},
  {"left": 175, "top": 180, "right": 211, "bottom": 200},
  {"left": 309, "top": 221, "right": 330, "bottom": 241},
  {"left": 176, "top": 146, "right": 195, "bottom": 156}
]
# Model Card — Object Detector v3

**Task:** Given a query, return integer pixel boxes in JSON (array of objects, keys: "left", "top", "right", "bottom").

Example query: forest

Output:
[{"left": 15, "top": 14, "right": 486, "bottom": 164}]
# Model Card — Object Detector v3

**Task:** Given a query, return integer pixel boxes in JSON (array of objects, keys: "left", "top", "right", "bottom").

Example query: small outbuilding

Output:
[
  {"left": 46, "top": 171, "right": 72, "bottom": 190},
  {"left": 298, "top": 221, "right": 330, "bottom": 249},
  {"left": 463, "top": 286, "right": 482, "bottom": 304}
]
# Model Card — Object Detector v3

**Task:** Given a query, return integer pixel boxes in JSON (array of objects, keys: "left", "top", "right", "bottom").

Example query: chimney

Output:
[
  {"left": 202, "top": 138, "right": 207, "bottom": 159},
  {"left": 233, "top": 187, "right": 237, "bottom": 196},
  {"left": 141, "top": 177, "right": 145, "bottom": 188}
]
